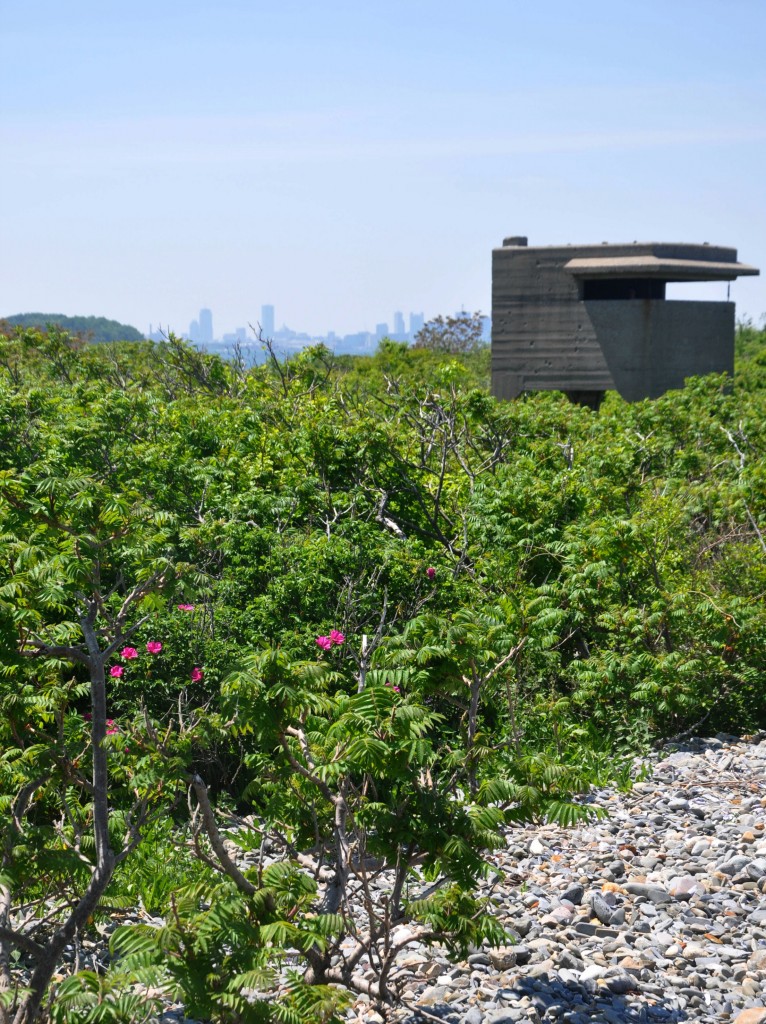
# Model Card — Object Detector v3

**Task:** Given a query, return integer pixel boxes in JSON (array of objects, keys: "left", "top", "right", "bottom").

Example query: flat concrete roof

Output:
[{"left": 564, "top": 255, "right": 760, "bottom": 281}]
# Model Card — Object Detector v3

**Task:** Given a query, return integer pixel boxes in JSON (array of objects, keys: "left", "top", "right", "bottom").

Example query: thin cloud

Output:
[{"left": 5, "top": 117, "right": 765, "bottom": 171}]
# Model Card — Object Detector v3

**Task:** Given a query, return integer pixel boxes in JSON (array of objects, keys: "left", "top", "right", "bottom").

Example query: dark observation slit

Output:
[{"left": 582, "top": 278, "right": 666, "bottom": 300}]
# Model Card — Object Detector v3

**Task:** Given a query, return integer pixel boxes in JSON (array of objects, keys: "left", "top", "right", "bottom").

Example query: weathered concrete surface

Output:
[
  {"left": 491, "top": 239, "right": 759, "bottom": 402},
  {"left": 592, "top": 299, "right": 734, "bottom": 401}
]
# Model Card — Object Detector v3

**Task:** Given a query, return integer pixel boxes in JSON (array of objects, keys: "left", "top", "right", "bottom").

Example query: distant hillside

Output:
[{"left": 2, "top": 313, "right": 144, "bottom": 343}]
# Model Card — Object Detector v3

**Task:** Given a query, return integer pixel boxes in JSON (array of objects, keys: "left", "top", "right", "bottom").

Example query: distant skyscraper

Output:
[
  {"left": 199, "top": 308, "right": 213, "bottom": 345},
  {"left": 393, "top": 311, "right": 405, "bottom": 335},
  {"left": 409, "top": 312, "right": 424, "bottom": 338},
  {"left": 261, "top": 304, "right": 275, "bottom": 338},
  {"left": 189, "top": 319, "right": 201, "bottom": 343},
  {"left": 375, "top": 322, "right": 389, "bottom": 341}
]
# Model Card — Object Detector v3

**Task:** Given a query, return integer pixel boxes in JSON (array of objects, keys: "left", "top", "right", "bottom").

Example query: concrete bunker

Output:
[{"left": 491, "top": 237, "right": 759, "bottom": 405}]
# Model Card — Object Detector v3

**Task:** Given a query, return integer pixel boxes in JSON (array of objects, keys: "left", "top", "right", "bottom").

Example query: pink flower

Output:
[
  {"left": 106, "top": 719, "right": 119, "bottom": 735},
  {"left": 316, "top": 636, "right": 332, "bottom": 651},
  {"left": 120, "top": 647, "right": 138, "bottom": 660},
  {"left": 329, "top": 630, "right": 345, "bottom": 646},
  {"left": 146, "top": 641, "right": 163, "bottom": 654},
  {"left": 177, "top": 604, "right": 195, "bottom": 612},
  {"left": 110, "top": 665, "right": 124, "bottom": 678},
  {"left": 426, "top": 567, "right": 436, "bottom": 580},
  {"left": 190, "top": 666, "right": 204, "bottom": 682}
]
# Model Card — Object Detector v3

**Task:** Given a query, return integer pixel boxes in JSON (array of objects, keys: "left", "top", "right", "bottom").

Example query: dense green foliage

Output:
[
  {"left": 1, "top": 321, "right": 765, "bottom": 1022},
  {"left": 1, "top": 314, "right": 144, "bottom": 343}
]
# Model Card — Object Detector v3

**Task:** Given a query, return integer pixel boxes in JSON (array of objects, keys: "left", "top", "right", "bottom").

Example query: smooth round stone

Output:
[
  {"left": 747, "top": 860, "right": 766, "bottom": 880},
  {"left": 560, "top": 884, "right": 584, "bottom": 906},
  {"left": 542, "top": 905, "right": 574, "bottom": 926},
  {"left": 462, "top": 1006, "right": 484, "bottom": 1024},
  {"left": 603, "top": 970, "right": 636, "bottom": 995},
  {"left": 719, "top": 856, "right": 754, "bottom": 875},
  {"left": 748, "top": 949, "right": 766, "bottom": 971},
  {"left": 733, "top": 1008, "right": 766, "bottom": 1023},
  {"left": 487, "top": 948, "right": 517, "bottom": 971},
  {"left": 579, "top": 964, "right": 607, "bottom": 983},
  {"left": 588, "top": 892, "right": 615, "bottom": 926},
  {"left": 556, "top": 949, "right": 583, "bottom": 972},
  {"left": 669, "top": 875, "right": 707, "bottom": 900},
  {"left": 748, "top": 907, "right": 766, "bottom": 925},
  {"left": 624, "top": 882, "right": 672, "bottom": 904}
]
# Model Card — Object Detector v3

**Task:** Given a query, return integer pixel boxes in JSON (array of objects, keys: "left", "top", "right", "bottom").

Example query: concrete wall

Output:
[
  {"left": 589, "top": 300, "right": 734, "bottom": 400},
  {"left": 492, "top": 245, "right": 612, "bottom": 399},
  {"left": 491, "top": 243, "right": 736, "bottom": 401}
]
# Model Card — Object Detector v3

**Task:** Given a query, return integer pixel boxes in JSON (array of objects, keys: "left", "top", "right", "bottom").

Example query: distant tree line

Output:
[{"left": 1, "top": 312, "right": 144, "bottom": 343}]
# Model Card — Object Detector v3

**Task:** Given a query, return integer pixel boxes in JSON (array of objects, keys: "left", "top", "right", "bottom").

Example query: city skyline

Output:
[{"left": 155, "top": 305, "right": 436, "bottom": 352}]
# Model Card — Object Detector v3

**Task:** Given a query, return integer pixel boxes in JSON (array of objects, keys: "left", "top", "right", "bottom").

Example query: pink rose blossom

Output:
[
  {"left": 177, "top": 604, "right": 195, "bottom": 611},
  {"left": 315, "top": 636, "right": 332, "bottom": 651},
  {"left": 190, "top": 666, "right": 204, "bottom": 682},
  {"left": 109, "top": 665, "right": 124, "bottom": 678},
  {"left": 146, "top": 641, "right": 163, "bottom": 654},
  {"left": 120, "top": 647, "right": 138, "bottom": 660},
  {"left": 329, "top": 630, "right": 345, "bottom": 645},
  {"left": 426, "top": 567, "right": 436, "bottom": 580}
]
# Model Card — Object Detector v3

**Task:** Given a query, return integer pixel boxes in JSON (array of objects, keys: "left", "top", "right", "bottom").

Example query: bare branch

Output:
[
  {"left": 19, "top": 638, "right": 89, "bottom": 666},
  {"left": 0, "top": 928, "right": 45, "bottom": 959},
  {"left": 189, "top": 775, "right": 258, "bottom": 897}
]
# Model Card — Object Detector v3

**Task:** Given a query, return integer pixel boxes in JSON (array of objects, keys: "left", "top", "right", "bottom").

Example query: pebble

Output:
[
  {"left": 388, "top": 734, "right": 766, "bottom": 1024},
  {"left": 733, "top": 1010, "right": 766, "bottom": 1024},
  {"left": 588, "top": 892, "right": 616, "bottom": 925}
]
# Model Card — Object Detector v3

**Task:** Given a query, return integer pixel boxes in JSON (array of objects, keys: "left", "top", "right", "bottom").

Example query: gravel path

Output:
[{"left": 364, "top": 733, "right": 766, "bottom": 1024}]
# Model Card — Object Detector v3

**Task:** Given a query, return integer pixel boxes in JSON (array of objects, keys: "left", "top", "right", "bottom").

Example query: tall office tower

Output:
[
  {"left": 393, "top": 311, "right": 405, "bottom": 335},
  {"left": 199, "top": 308, "right": 213, "bottom": 345},
  {"left": 189, "top": 319, "right": 201, "bottom": 343},
  {"left": 375, "top": 322, "right": 389, "bottom": 341},
  {"left": 261, "top": 304, "right": 275, "bottom": 338},
  {"left": 409, "top": 312, "right": 424, "bottom": 337}
]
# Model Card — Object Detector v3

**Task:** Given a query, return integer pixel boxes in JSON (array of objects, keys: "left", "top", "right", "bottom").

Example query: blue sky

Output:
[{"left": 2, "top": 0, "right": 764, "bottom": 338}]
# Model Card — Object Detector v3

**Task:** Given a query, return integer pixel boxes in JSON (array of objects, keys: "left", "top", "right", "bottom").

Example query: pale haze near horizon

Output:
[{"left": 2, "top": 0, "right": 765, "bottom": 340}]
